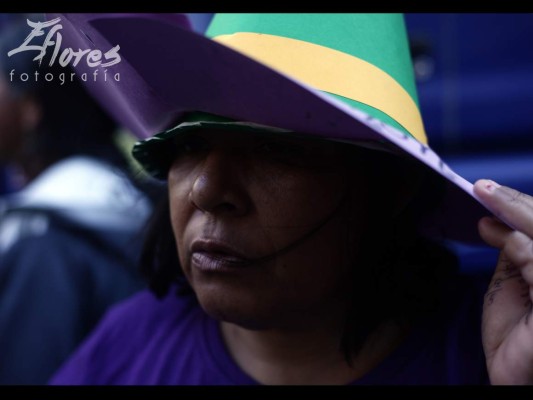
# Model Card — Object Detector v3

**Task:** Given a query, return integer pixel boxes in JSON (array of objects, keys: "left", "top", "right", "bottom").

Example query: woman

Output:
[{"left": 50, "top": 13, "right": 533, "bottom": 384}]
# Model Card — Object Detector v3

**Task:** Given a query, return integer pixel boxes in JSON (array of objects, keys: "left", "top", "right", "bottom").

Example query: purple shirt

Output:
[{"left": 50, "top": 277, "right": 489, "bottom": 385}]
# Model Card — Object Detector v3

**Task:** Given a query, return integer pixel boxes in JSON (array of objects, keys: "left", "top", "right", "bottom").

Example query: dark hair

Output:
[
  {"left": 337, "top": 150, "right": 458, "bottom": 362},
  {"left": 139, "top": 144, "right": 458, "bottom": 363}
]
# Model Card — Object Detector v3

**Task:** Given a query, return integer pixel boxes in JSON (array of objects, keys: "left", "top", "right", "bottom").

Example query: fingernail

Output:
[{"left": 484, "top": 179, "right": 500, "bottom": 193}]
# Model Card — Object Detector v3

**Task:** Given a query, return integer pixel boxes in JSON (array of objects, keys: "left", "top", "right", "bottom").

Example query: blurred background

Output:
[
  {"left": 1, "top": 13, "right": 532, "bottom": 275},
  {"left": 405, "top": 13, "right": 533, "bottom": 275}
]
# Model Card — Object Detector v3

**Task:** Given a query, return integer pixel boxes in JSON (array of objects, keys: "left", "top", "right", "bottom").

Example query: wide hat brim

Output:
[{"left": 53, "top": 13, "right": 490, "bottom": 244}]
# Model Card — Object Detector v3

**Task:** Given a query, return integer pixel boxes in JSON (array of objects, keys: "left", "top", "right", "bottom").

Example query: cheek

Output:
[
  {"left": 250, "top": 166, "right": 351, "bottom": 250},
  {"left": 272, "top": 211, "right": 354, "bottom": 296},
  {"left": 255, "top": 167, "right": 368, "bottom": 291},
  {"left": 238, "top": 169, "right": 364, "bottom": 307},
  {"left": 277, "top": 183, "right": 367, "bottom": 285},
  {"left": 168, "top": 165, "right": 197, "bottom": 267}
]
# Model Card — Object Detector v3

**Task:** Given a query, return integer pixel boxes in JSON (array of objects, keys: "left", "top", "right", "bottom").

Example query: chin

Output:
[{"left": 194, "top": 284, "right": 282, "bottom": 330}]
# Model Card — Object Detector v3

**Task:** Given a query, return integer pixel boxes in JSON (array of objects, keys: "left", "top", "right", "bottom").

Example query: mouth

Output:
[{"left": 190, "top": 239, "right": 254, "bottom": 272}]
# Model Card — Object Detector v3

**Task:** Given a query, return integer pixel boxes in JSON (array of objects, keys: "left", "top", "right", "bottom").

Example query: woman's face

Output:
[{"left": 168, "top": 129, "right": 369, "bottom": 329}]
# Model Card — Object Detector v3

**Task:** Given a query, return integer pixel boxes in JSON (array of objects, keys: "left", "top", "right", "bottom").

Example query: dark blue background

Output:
[{"left": 406, "top": 14, "right": 533, "bottom": 274}]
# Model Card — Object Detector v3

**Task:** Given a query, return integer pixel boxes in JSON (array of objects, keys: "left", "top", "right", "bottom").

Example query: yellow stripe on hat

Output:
[{"left": 213, "top": 32, "right": 427, "bottom": 145}]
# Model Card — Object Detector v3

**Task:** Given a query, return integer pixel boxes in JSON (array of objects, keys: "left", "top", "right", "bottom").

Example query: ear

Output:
[{"left": 19, "top": 95, "right": 42, "bottom": 132}]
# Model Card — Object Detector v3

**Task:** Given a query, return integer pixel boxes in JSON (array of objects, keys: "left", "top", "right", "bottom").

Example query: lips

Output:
[{"left": 190, "top": 239, "right": 254, "bottom": 271}]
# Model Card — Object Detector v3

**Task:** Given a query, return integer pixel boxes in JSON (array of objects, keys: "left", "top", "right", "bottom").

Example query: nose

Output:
[{"left": 189, "top": 149, "right": 251, "bottom": 217}]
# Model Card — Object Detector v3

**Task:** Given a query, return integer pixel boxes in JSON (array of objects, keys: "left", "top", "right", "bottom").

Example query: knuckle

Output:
[
  {"left": 503, "top": 187, "right": 525, "bottom": 207},
  {"left": 503, "top": 232, "right": 533, "bottom": 266},
  {"left": 510, "top": 190, "right": 525, "bottom": 204},
  {"left": 503, "top": 186, "right": 533, "bottom": 209}
]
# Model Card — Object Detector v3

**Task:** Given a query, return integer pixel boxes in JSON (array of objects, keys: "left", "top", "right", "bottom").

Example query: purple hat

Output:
[{"left": 49, "top": 13, "right": 490, "bottom": 244}]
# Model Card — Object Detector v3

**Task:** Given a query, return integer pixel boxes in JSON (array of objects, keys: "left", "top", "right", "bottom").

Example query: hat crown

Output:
[{"left": 207, "top": 13, "right": 426, "bottom": 144}]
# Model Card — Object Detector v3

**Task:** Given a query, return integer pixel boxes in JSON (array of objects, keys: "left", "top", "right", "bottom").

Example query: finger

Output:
[
  {"left": 474, "top": 180, "right": 533, "bottom": 238},
  {"left": 474, "top": 180, "right": 533, "bottom": 211},
  {"left": 483, "top": 251, "right": 531, "bottom": 331},
  {"left": 481, "top": 250, "right": 533, "bottom": 366},
  {"left": 481, "top": 220, "right": 533, "bottom": 345},
  {"left": 478, "top": 216, "right": 513, "bottom": 249},
  {"left": 479, "top": 216, "right": 533, "bottom": 285}
]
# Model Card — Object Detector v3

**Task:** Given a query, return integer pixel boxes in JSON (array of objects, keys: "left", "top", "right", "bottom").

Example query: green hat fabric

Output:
[{"left": 207, "top": 13, "right": 420, "bottom": 135}]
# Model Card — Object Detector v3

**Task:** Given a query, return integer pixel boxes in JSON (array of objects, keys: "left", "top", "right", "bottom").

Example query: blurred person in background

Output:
[{"left": 0, "top": 17, "right": 155, "bottom": 384}]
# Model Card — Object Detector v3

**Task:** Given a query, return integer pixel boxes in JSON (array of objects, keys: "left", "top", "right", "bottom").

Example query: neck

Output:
[{"left": 220, "top": 311, "right": 410, "bottom": 385}]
